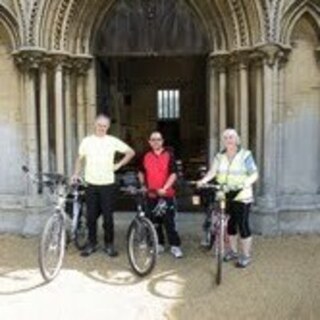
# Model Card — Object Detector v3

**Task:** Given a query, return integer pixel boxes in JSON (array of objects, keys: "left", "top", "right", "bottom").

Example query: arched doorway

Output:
[{"left": 93, "top": 0, "right": 210, "bottom": 179}]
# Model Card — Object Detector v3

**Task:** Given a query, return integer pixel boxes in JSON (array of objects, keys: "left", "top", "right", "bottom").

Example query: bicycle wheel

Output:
[
  {"left": 127, "top": 216, "right": 158, "bottom": 277},
  {"left": 216, "top": 215, "right": 224, "bottom": 286},
  {"left": 39, "top": 212, "right": 66, "bottom": 282},
  {"left": 74, "top": 209, "right": 88, "bottom": 250},
  {"left": 202, "top": 210, "right": 215, "bottom": 250},
  {"left": 203, "top": 229, "right": 214, "bottom": 250}
]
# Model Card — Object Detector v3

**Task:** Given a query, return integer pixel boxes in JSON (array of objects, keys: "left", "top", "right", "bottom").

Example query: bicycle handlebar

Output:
[
  {"left": 187, "top": 180, "right": 224, "bottom": 189},
  {"left": 186, "top": 181, "right": 235, "bottom": 193},
  {"left": 120, "top": 186, "right": 159, "bottom": 197},
  {"left": 21, "top": 165, "right": 68, "bottom": 188}
]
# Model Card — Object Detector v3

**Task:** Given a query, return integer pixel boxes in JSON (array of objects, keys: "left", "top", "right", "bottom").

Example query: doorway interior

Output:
[{"left": 96, "top": 56, "right": 207, "bottom": 177}]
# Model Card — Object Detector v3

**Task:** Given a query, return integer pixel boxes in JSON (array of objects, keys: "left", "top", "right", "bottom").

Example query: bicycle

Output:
[
  {"left": 189, "top": 181, "right": 230, "bottom": 285},
  {"left": 22, "top": 166, "right": 88, "bottom": 282},
  {"left": 65, "top": 179, "right": 88, "bottom": 250},
  {"left": 121, "top": 186, "right": 159, "bottom": 277}
]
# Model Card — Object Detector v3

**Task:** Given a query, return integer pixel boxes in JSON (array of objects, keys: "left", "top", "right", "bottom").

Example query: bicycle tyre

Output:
[
  {"left": 39, "top": 212, "right": 66, "bottom": 282},
  {"left": 216, "top": 215, "right": 224, "bottom": 286},
  {"left": 127, "top": 216, "right": 158, "bottom": 277},
  {"left": 74, "top": 207, "right": 88, "bottom": 250},
  {"left": 203, "top": 229, "right": 214, "bottom": 250}
]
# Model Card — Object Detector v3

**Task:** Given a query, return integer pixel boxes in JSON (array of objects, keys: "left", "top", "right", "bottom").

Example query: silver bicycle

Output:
[{"left": 22, "top": 166, "right": 88, "bottom": 282}]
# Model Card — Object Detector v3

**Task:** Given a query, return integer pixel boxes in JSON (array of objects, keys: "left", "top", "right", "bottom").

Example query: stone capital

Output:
[
  {"left": 230, "top": 48, "right": 251, "bottom": 69},
  {"left": 249, "top": 51, "right": 265, "bottom": 67},
  {"left": 209, "top": 51, "right": 229, "bottom": 72},
  {"left": 70, "top": 54, "right": 93, "bottom": 76},
  {"left": 47, "top": 51, "right": 71, "bottom": 71},
  {"left": 12, "top": 47, "right": 47, "bottom": 72},
  {"left": 255, "top": 43, "right": 291, "bottom": 68}
]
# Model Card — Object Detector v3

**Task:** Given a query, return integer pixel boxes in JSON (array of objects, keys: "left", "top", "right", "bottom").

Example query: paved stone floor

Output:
[{"left": 1, "top": 213, "right": 320, "bottom": 320}]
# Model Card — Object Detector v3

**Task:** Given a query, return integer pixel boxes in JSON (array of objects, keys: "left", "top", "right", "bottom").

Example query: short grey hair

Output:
[
  {"left": 95, "top": 114, "right": 110, "bottom": 124},
  {"left": 222, "top": 128, "right": 241, "bottom": 145}
]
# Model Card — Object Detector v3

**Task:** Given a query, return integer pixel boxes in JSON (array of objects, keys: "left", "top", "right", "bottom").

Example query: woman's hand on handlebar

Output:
[{"left": 196, "top": 180, "right": 206, "bottom": 188}]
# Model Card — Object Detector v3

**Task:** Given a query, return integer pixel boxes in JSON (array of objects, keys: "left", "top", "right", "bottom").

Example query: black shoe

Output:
[
  {"left": 103, "top": 244, "right": 118, "bottom": 257},
  {"left": 80, "top": 243, "right": 98, "bottom": 257}
]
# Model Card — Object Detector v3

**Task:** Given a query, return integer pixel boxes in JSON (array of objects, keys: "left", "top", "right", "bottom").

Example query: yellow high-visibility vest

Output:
[{"left": 213, "top": 148, "right": 258, "bottom": 203}]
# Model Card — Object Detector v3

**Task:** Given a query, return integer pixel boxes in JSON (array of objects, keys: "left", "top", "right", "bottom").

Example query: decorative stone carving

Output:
[
  {"left": 230, "top": 0, "right": 249, "bottom": 46},
  {"left": 229, "top": 48, "right": 251, "bottom": 69},
  {"left": 209, "top": 51, "right": 230, "bottom": 71},
  {"left": 249, "top": 50, "right": 265, "bottom": 67},
  {"left": 255, "top": 43, "right": 291, "bottom": 67},
  {"left": 28, "top": 0, "right": 40, "bottom": 46},
  {"left": 12, "top": 47, "right": 46, "bottom": 71},
  {"left": 53, "top": 0, "right": 71, "bottom": 50},
  {"left": 47, "top": 51, "right": 70, "bottom": 71},
  {"left": 70, "top": 55, "right": 93, "bottom": 75}
]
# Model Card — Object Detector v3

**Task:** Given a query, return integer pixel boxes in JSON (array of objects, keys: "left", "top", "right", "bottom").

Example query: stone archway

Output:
[
  {"left": 3, "top": 0, "right": 320, "bottom": 234},
  {"left": 92, "top": 0, "right": 211, "bottom": 178}
]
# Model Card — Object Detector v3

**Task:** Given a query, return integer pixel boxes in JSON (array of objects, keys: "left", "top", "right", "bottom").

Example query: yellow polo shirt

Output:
[{"left": 79, "top": 134, "right": 131, "bottom": 185}]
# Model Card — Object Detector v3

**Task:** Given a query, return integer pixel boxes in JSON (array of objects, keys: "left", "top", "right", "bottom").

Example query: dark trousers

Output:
[
  {"left": 146, "top": 197, "right": 181, "bottom": 247},
  {"left": 86, "top": 184, "right": 116, "bottom": 245},
  {"left": 227, "top": 201, "right": 251, "bottom": 239}
]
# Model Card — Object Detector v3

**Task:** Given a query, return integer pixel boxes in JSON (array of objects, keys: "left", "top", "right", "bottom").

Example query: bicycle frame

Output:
[
  {"left": 67, "top": 182, "right": 86, "bottom": 239},
  {"left": 121, "top": 185, "right": 158, "bottom": 276},
  {"left": 190, "top": 181, "right": 230, "bottom": 285},
  {"left": 211, "top": 188, "right": 228, "bottom": 257},
  {"left": 22, "top": 166, "right": 85, "bottom": 243}
]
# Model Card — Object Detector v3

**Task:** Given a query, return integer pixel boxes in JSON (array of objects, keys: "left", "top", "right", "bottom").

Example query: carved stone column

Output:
[
  {"left": 49, "top": 53, "right": 69, "bottom": 174},
  {"left": 255, "top": 44, "right": 291, "bottom": 216},
  {"left": 249, "top": 51, "right": 264, "bottom": 194},
  {"left": 13, "top": 49, "right": 45, "bottom": 193},
  {"left": 39, "top": 58, "right": 50, "bottom": 174},
  {"left": 85, "top": 59, "right": 97, "bottom": 135},
  {"left": 207, "top": 54, "right": 219, "bottom": 161},
  {"left": 228, "top": 55, "right": 240, "bottom": 132},
  {"left": 64, "top": 59, "right": 74, "bottom": 175},
  {"left": 219, "top": 68, "right": 227, "bottom": 139},
  {"left": 211, "top": 52, "right": 229, "bottom": 150},
  {"left": 238, "top": 50, "right": 250, "bottom": 149},
  {"left": 315, "top": 47, "right": 320, "bottom": 64},
  {"left": 72, "top": 55, "right": 92, "bottom": 145}
]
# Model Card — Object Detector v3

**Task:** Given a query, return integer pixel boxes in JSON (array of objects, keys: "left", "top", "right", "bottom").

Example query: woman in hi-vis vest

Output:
[{"left": 197, "top": 128, "right": 259, "bottom": 268}]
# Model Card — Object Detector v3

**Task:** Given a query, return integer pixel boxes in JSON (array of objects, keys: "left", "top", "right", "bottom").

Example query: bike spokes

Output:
[
  {"left": 75, "top": 215, "right": 88, "bottom": 250},
  {"left": 127, "top": 217, "right": 157, "bottom": 276},
  {"left": 39, "top": 214, "right": 65, "bottom": 282}
]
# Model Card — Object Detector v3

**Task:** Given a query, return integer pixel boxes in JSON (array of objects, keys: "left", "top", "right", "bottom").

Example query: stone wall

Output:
[{"left": 0, "top": 23, "right": 24, "bottom": 196}]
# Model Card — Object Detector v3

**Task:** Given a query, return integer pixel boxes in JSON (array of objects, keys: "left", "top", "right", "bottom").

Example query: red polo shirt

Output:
[{"left": 139, "top": 148, "right": 177, "bottom": 198}]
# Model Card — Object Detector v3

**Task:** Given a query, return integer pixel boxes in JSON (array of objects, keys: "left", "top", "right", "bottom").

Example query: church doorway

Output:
[{"left": 93, "top": 0, "right": 211, "bottom": 208}]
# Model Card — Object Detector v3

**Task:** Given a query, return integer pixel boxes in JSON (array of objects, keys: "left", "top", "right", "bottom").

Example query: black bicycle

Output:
[
  {"left": 22, "top": 166, "right": 88, "bottom": 282},
  {"left": 65, "top": 179, "right": 88, "bottom": 250},
  {"left": 121, "top": 186, "right": 158, "bottom": 277}
]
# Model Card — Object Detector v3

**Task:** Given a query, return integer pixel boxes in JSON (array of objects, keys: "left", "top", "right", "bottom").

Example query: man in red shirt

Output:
[{"left": 138, "top": 131, "right": 183, "bottom": 258}]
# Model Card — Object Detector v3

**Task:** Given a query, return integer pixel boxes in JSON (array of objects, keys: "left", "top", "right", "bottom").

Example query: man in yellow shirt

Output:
[{"left": 72, "top": 114, "right": 135, "bottom": 257}]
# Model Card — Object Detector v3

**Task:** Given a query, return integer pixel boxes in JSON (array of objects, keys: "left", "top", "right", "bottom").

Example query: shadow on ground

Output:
[{"left": 1, "top": 213, "right": 320, "bottom": 319}]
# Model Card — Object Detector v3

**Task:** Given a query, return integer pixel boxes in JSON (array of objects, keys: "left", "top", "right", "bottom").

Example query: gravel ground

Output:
[{"left": 1, "top": 214, "right": 320, "bottom": 320}]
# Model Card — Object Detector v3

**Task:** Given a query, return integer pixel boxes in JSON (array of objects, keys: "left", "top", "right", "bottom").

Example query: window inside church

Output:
[{"left": 157, "top": 89, "right": 180, "bottom": 120}]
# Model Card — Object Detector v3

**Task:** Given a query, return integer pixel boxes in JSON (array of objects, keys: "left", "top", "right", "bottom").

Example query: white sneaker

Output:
[
  {"left": 200, "top": 238, "right": 211, "bottom": 247},
  {"left": 157, "top": 244, "right": 165, "bottom": 254},
  {"left": 170, "top": 246, "right": 183, "bottom": 258}
]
